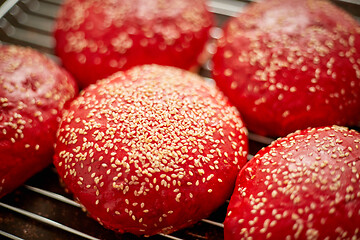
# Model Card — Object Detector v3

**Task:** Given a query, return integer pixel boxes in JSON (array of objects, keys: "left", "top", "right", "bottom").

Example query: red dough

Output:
[
  {"left": 53, "top": 64, "right": 248, "bottom": 236},
  {"left": 0, "top": 45, "right": 77, "bottom": 198},
  {"left": 54, "top": 0, "right": 213, "bottom": 88},
  {"left": 225, "top": 126, "right": 360, "bottom": 240},
  {"left": 212, "top": 0, "right": 360, "bottom": 137}
]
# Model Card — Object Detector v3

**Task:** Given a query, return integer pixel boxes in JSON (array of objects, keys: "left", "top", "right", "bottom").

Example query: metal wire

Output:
[
  {"left": 24, "top": 185, "right": 82, "bottom": 208},
  {"left": 0, "top": 0, "right": 20, "bottom": 19},
  {"left": 0, "top": 230, "right": 24, "bottom": 240},
  {"left": 200, "top": 219, "right": 224, "bottom": 228},
  {"left": 21, "top": 184, "right": 223, "bottom": 240},
  {"left": 0, "top": 202, "right": 101, "bottom": 240},
  {"left": 0, "top": 200, "right": 183, "bottom": 240}
]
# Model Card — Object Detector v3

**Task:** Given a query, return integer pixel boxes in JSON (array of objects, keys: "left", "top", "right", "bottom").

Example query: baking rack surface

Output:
[{"left": 0, "top": 0, "right": 359, "bottom": 240}]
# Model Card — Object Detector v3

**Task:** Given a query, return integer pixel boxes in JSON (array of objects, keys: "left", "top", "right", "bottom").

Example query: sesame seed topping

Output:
[
  {"left": 225, "top": 126, "right": 360, "bottom": 239},
  {"left": 212, "top": 0, "right": 360, "bottom": 137},
  {"left": 54, "top": 65, "right": 248, "bottom": 235}
]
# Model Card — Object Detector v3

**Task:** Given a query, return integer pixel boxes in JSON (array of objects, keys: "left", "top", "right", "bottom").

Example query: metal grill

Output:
[{"left": 0, "top": 0, "right": 359, "bottom": 239}]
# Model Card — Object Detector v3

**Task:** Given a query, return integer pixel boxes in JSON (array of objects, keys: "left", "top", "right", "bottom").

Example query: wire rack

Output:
[{"left": 0, "top": 0, "right": 359, "bottom": 239}]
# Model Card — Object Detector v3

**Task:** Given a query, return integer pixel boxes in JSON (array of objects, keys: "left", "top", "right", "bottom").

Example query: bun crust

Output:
[
  {"left": 54, "top": 0, "right": 213, "bottom": 88},
  {"left": 225, "top": 125, "right": 360, "bottom": 240},
  {"left": 0, "top": 45, "right": 77, "bottom": 198},
  {"left": 54, "top": 64, "right": 248, "bottom": 236},
  {"left": 212, "top": 0, "right": 360, "bottom": 137}
]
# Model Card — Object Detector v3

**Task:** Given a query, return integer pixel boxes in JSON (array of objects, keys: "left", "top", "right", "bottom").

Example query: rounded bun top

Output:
[
  {"left": 225, "top": 125, "right": 360, "bottom": 240},
  {"left": 54, "top": 0, "right": 213, "bottom": 87},
  {"left": 0, "top": 45, "right": 77, "bottom": 198},
  {"left": 0, "top": 45, "right": 77, "bottom": 150},
  {"left": 212, "top": 0, "right": 360, "bottom": 137},
  {"left": 54, "top": 64, "right": 248, "bottom": 236}
]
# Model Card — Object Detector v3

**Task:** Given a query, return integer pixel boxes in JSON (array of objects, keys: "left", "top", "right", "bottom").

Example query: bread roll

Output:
[
  {"left": 212, "top": 0, "right": 360, "bottom": 137},
  {"left": 54, "top": 64, "right": 248, "bottom": 236},
  {"left": 225, "top": 125, "right": 360, "bottom": 240},
  {"left": 0, "top": 45, "right": 77, "bottom": 198},
  {"left": 54, "top": 0, "right": 213, "bottom": 88}
]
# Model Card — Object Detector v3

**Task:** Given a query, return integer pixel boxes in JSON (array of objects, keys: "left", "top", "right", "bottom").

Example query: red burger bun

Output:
[
  {"left": 0, "top": 45, "right": 77, "bottom": 198},
  {"left": 54, "top": 0, "right": 213, "bottom": 88},
  {"left": 212, "top": 0, "right": 360, "bottom": 137},
  {"left": 225, "top": 125, "right": 360, "bottom": 240},
  {"left": 54, "top": 64, "right": 248, "bottom": 236}
]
